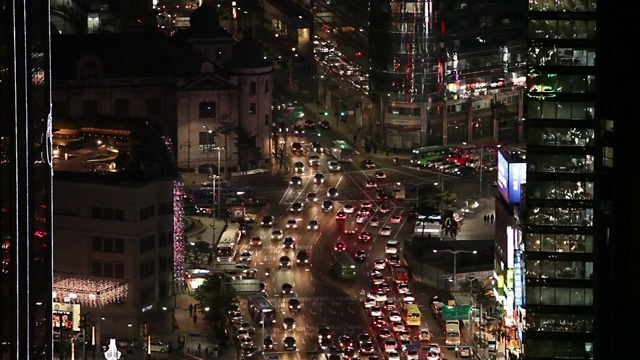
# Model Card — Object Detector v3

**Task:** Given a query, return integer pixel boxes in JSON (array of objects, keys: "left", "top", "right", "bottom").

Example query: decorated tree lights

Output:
[
  {"left": 173, "top": 180, "right": 186, "bottom": 289},
  {"left": 53, "top": 276, "right": 128, "bottom": 307}
]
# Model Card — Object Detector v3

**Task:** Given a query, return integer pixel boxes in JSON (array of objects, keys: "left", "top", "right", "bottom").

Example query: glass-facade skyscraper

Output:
[
  {"left": 524, "top": 0, "right": 631, "bottom": 358},
  {"left": 0, "top": 0, "right": 54, "bottom": 358}
]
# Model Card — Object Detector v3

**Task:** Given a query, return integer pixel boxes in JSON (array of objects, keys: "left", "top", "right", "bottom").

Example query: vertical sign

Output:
[
  {"left": 514, "top": 251, "right": 524, "bottom": 306},
  {"left": 506, "top": 226, "right": 515, "bottom": 268}
]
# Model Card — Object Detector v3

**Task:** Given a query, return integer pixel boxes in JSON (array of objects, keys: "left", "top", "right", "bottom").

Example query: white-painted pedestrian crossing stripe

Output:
[{"left": 269, "top": 324, "right": 367, "bottom": 333}]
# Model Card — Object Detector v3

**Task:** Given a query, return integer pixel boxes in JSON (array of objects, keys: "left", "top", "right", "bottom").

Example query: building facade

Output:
[{"left": 0, "top": 0, "right": 54, "bottom": 358}]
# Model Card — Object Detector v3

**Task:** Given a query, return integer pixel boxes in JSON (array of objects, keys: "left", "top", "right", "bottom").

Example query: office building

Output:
[
  {"left": 523, "top": 0, "right": 633, "bottom": 358},
  {"left": 0, "top": 0, "right": 54, "bottom": 358}
]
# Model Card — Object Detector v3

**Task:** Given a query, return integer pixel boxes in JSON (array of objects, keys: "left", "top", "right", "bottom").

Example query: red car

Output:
[
  {"left": 334, "top": 242, "right": 347, "bottom": 252},
  {"left": 336, "top": 211, "right": 348, "bottom": 221}
]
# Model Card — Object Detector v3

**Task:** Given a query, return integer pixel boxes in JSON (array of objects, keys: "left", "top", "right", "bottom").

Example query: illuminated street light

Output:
[{"left": 433, "top": 249, "right": 477, "bottom": 289}]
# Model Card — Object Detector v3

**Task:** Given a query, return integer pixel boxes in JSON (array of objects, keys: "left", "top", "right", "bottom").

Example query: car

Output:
[
  {"left": 238, "top": 250, "right": 252, "bottom": 263},
  {"left": 362, "top": 160, "right": 376, "bottom": 169},
  {"left": 360, "top": 341, "right": 375, "bottom": 355},
  {"left": 378, "top": 282, "right": 391, "bottom": 293},
  {"left": 364, "top": 180, "right": 377, "bottom": 189},
  {"left": 369, "top": 305, "right": 382, "bottom": 317},
  {"left": 385, "top": 240, "right": 398, "bottom": 254},
  {"left": 288, "top": 297, "right": 301, "bottom": 312},
  {"left": 377, "top": 328, "right": 393, "bottom": 340},
  {"left": 373, "top": 259, "right": 386, "bottom": 270},
  {"left": 380, "top": 226, "right": 392, "bottom": 236},
  {"left": 304, "top": 119, "right": 316, "bottom": 128},
  {"left": 311, "top": 142, "right": 323, "bottom": 152},
  {"left": 261, "top": 215, "right": 275, "bottom": 227},
  {"left": 294, "top": 161, "right": 305, "bottom": 172},
  {"left": 369, "top": 217, "right": 380, "bottom": 227},
  {"left": 355, "top": 214, "right": 367, "bottom": 224},
  {"left": 279, "top": 255, "right": 291, "bottom": 268},
  {"left": 379, "top": 203, "right": 391, "bottom": 213},
  {"left": 271, "top": 228, "right": 284, "bottom": 240},
  {"left": 343, "top": 203, "right": 357, "bottom": 213},
  {"left": 333, "top": 241, "right": 347, "bottom": 252},
  {"left": 370, "top": 272, "right": 385, "bottom": 285},
  {"left": 386, "top": 254, "right": 401, "bottom": 266},
  {"left": 343, "top": 347, "right": 357, "bottom": 359},
  {"left": 283, "top": 237, "right": 296, "bottom": 250},
  {"left": 291, "top": 142, "right": 304, "bottom": 152},
  {"left": 335, "top": 211, "right": 348, "bottom": 221},
  {"left": 307, "top": 219, "right": 320, "bottom": 230},
  {"left": 459, "top": 346, "right": 472, "bottom": 358},
  {"left": 306, "top": 192, "right": 318, "bottom": 203},
  {"left": 373, "top": 171, "right": 387, "bottom": 179},
  {"left": 362, "top": 297, "right": 376, "bottom": 309},
  {"left": 382, "top": 300, "right": 396, "bottom": 310},
  {"left": 358, "top": 333, "right": 372, "bottom": 346},
  {"left": 263, "top": 335, "right": 275, "bottom": 350},
  {"left": 358, "top": 207, "right": 372, "bottom": 216},
  {"left": 402, "top": 292, "right": 416, "bottom": 304},
  {"left": 283, "top": 316, "right": 296, "bottom": 330},
  {"left": 328, "top": 160, "right": 341, "bottom": 171},
  {"left": 354, "top": 250, "right": 367, "bottom": 262},
  {"left": 281, "top": 282, "right": 294, "bottom": 295},
  {"left": 143, "top": 339, "right": 170, "bottom": 353},
  {"left": 392, "top": 321, "right": 405, "bottom": 333},
  {"left": 389, "top": 310, "right": 402, "bottom": 322},
  {"left": 426, "top": 351, "right": 441, "bottom": 360},
  {"left": 236, "top": 321, "right": 256, "bottom": 333},
  {"left": 389, "top": 215, "right": 403, "bottom": 224},
  {"left": 322, "top": 200, "right": 334, "bottom": 212},
  {"left": 327, "top": 187, "right": 339, "bottom": 197},
  {"left": 289, "top": 202, "right": 303, "bottom": 212},
  {"left": 454, "top": 166, "right": 476, "bottom": 176},
  {"left": 386, "top": 351, "right": 400, "bottom": 360},
  {"left": 289, "top": 176, "right": 303, "bottom": 186},
  {"left": 286, "top": 218, "right": 298, "bottom": 229},
  {"left": 283, "top": 336, "right": 297, "bottom": 351},
  {"left": 338, "top": 335, "right": 353, "bottom": 349},
  {"left": 419, "top": 327, "right": 433, "bottom": 342},
  {"left": 426, "top": 344, "right": 441, "bottom": 354},
  {"left": 406, "top": 349, "right": 420, "bottom": 360},
  {"left": 319, "top": 337, "right": 333, "bottom": 349},
  {"left": 296, "top": 249, "right": 310, "bottom": 265},
  {"left": 396, "top": 282, "right": 410, "bottom": 293},
  {"left": 319, "top": 120, "right": 331, "bottom": 129},
  {"left": 318, "top": 326, "right": 333, "bottom": 341},
  {"left": 358, "top": 231, "right": 372, "bottom": 242},
  {"left": 374, "top": 290, "right": 387, "bottom": 302},
  {"left": 314, "top": 173, "right": 325, "bottom": 184}
]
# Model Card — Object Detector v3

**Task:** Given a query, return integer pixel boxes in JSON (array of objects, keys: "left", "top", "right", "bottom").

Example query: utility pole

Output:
[{"left": 479, "top": 146, "right": 484, "bottom": 196}]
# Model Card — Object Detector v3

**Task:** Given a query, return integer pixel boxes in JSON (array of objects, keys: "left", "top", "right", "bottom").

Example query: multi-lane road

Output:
[{"left": 219, "top": 124, "right": 496, "bottom": 360}]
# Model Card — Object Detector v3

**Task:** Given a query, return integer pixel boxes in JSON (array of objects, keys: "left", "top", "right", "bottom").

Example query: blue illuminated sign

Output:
[
  {"left": 497, "top": 151, "right": 527, "bottom": 204},
  {"left": 514, "top": 251, "right": 524, "bottom": 306}
]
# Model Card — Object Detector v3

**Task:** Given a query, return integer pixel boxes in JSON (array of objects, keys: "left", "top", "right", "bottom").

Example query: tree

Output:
[
  {"left": 216, "top": 114, "right": 237, "bottom": 178},
  {"left": 184, "top": 241, "right": 211, "bottom": 268},
  {"left": 193, "top": 274, "right": 237, "bottom": 326},
  {"left": 236, "top": 127, "right": 261, "bottom": 171}
]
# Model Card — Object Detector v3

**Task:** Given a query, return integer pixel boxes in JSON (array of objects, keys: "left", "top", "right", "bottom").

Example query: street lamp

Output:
[
  {"left": 433, "top": 174, "right": 445, "bottom": 214},
  {"left": 289, "top": 47, "right": 296, "bottom": 85},
  {"left": 433, "top": 249, "right": 477, "bottom": 289},
  {"left": 202, "top": 125, "right": 213, "bottom": 173}
]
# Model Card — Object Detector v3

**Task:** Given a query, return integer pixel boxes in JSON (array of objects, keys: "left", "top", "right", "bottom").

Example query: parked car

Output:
[{"left": 143, "top": 339, "right": 171, "bottom": 353}]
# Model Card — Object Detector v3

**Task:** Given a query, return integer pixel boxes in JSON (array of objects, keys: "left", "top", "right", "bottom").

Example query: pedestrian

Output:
[
  {"left": 205, "top": 346, "right": 209, "bottom": 357},
  {"left": 490, "top": 214, "right": 494, "bottom": 224},
  {"left": 197, "top": 343, "right": 202, "bottom": 356},
  {"left": 189, "top": 303, "right": 193, "bottom": 316}
]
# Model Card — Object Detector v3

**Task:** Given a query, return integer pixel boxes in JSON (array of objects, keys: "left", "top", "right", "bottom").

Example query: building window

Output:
[
  {"left": 140, "top": 205, "right": 155, "bottom": 220},
  {"left": 158, "top": 202, "right": 172, "bottom": 215},
  {"left": 159, "top": 256, "right": 170, "bottom": 272},
  {"left": 114, "top": 98, "right": 130, "bottom": 116},
  {"left": 92, "top": 261, "right": 125, "bottom": 279},
  {"left": 82, "top": 99, "right": 98, "bottom": 116},
  {"left": 603, "top": 146, "right": 613, "bottom": 168},
  {"left": 158, "top": 232, "right": 172, "bottom": 248},
  {"left": 140, "top": 260, "right": 155, "bottom": 279},
  {"left": 265, "top": 80, "right": 270, "bottom": 93},
  {"left": 250, "top": 103, "right": 257, "bottom": 114},
  {"left": 91, "top": 207, "right": 125, "bottom": 221},
  {"left": 146, "top": 97, "right": 162, "bottom": 115},
  {"left": 250, "top": 81, "right": 257, "bottom": 94},
  {"left": 53, "top": 101, "right": 67, "bottom": 118},
  {"left": 139, "top": 234, "right": 155, "bottom": 253},
  {"left": 92, "top": 237, "right": 126, "bottom": 253},
  {"left": 265, "top": 114, "right": 269, "bottom": 126},
  {"left": 199, "top": 101, "right": 217, "bottom": 118},
  {"left": 199, "top": 131, "right": 216, "bottom": 154}
]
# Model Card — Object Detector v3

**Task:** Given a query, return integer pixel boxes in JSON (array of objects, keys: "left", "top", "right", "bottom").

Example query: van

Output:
[{"left": 308, "top": 152, "right": 320, "bottom": 166}]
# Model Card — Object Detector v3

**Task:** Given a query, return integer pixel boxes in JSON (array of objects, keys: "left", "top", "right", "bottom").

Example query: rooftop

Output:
[
  {"left": 500, "top": 148, "right": 527, "bottom": 162},
  {"left": 53, "top": 116, "right": 177, "bottom": 185}
]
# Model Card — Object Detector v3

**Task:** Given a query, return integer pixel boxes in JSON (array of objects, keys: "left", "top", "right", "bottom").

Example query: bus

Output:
[
  {"left": 405, "top": 304, "right": 422, "bottom": 326},
  {"left": 331, "top": 251, "right": 357, "bottom": 280},
  {"left": 447, "top": 144, "right": 479, "bottom": 165},
  {"left": 247, "top": 294, "right": 277, "bottom": 325},
  {"left": 214, "top": 223, "right": 241, "bottom": 262},
  {"left": 411, "top": 145, "right": 452, "bottom": 167},
  {"left": 331, "top": 140, "right": 354, "bottom": 162}
]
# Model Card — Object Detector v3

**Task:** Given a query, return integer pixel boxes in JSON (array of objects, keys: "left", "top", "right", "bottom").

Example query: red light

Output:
[
  {"left": 355, "top": 51, "right": 362, "bottom": 56},
  {"left": 137, "top": 18, "right": 142, "bottom": 23}
]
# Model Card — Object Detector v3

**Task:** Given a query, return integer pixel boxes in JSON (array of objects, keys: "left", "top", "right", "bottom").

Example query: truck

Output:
[
  {"left": 445, "top": 320, "right": 461, "bottom": 346},
  {"left": 392, "top": 266, "right": 409, "bottom": 283},
  {"left": 344, "top": 217, "right": 357, "bottom": 234},
  {"left": 392, "top": 182, "right": 406, "bottom": 200},
  {"left": 414, "top": 220, "right": 442, "bottom": 238}
]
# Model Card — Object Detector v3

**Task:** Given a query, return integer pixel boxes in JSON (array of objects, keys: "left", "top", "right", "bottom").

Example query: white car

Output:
[
  {"left": 374, "top": 259, "right": 386, "bottom": 270},
  {"left": 388, "top": 310, "right": 402, "bottom": 322},
  {"left": 402, "top": 292, "right": 416, "bottom": 304},
  {"left": 363, "top": 297, "right": 376, "bottom": 309},
  {"left": 238, "top": 250, "right": 252, "bottom": 263},
  {"left": 383, "top": 339, "right": 397, "bottom": 352},
  {"left": 374, "top": 290, "right": 387, "bottom": 302},
  {"left": 374, "top": 171, "right": 387, "bottom": 179},
  {"left": 365, "top": 180, "right": 377, "bottom": 189},
  {"left": 143, "top": 340, "right": 170, "bottom": 353},
  {"left": 385, "top": 240, "right": 398, "bottom": 254},
  {"left": 343, "top": 203, "right": 356, "bottom": 213},
  {"left": 459, "top": 346, "right": 472, "bottom": 358},
  {"left": 397, "top": 283, "right": 410, "bottom": 294},
  {"left": 380, "top": 226, "right": 392, "bottom": 236},
  {"left": 271, "top": 228, "right": 284, "bottom": 240},
  {"left": 406, "top": 349, "right": 420, "bottom": 360},
  {"left": 328, "top": 161, "right": 341, "bottom": 171},
  {"left": 392, "top": 321, "right": 405, "bottom": 333},
  {"left": 369, "top": 305, "right": 382, "bottom": 317},
  {"left": 371, "top": 272, "right": 385, "bottom": 285},
  {"left": 369, "top": 217, "right": 380, "bottom": 227},
  {"left": 307, "top": 219, "right": 320, "bottom": 230},
  {"left": 387, "top": 351, "right": 400, "bottom": 360},
  {"left": 286, "top": 218, "right": 298, "bottom": 229},
  {"left": 355, "top": 214, "right": 367, "bottom": 224},
  {"left": 426, "top": 351, "right": 441, "bottom": 360}
]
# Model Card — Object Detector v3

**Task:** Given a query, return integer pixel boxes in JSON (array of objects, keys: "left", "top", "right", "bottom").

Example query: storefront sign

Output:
[
  {"left": 53, "top": 302, "right": 81, "bottom": 331},
  {"left": 514, "top": 251, "right": 524, "bottom": 306}
]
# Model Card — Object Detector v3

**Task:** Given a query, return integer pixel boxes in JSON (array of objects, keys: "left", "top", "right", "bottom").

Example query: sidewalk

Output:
[{"left": 449, "top": 197, "right": 496, "bottom": 241}]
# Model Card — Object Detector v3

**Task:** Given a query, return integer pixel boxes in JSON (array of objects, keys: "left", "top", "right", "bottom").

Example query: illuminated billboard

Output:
[{"left": 497, "top": 151, "right": 527, "bottom": 204}]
